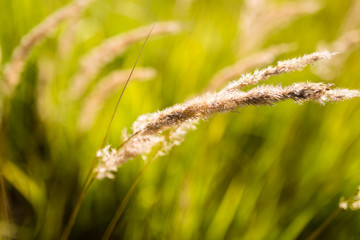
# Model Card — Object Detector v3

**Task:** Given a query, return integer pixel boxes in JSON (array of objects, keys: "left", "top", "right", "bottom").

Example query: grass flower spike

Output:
[
  {"left": 339, "top": 186, "right": 360, "bottom": 211},
  {"left": 70, "top": 21, "right": 182, "bottom": 98},
  {"left": 3, "top": 1, "right": 360, "bottom": 239},
  {"left": 3, "top": 0, "right": 94, "bottom": 96},
  {"left": 222, "top": 51, "right": 334, "bottom": 92},
  {"left": 94, "top": 52, "right": 359, "bottom": 180}
]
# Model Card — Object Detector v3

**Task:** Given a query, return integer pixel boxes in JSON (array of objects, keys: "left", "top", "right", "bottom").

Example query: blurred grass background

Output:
[{"left": 1, "top": 0, "right": 360, "bottom": 239}]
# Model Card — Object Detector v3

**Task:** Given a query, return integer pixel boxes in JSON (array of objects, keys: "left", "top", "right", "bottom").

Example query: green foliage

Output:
[{"left": 0, "top": 0, "right": 360, "bottom": 239}]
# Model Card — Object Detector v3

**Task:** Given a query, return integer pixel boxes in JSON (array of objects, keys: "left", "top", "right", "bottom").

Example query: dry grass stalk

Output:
[
  {"left": 70, "top": 21, "right": 182, "bottom": 99},
  {"left": 329, "top": 30, "right": 360, "bottom": 53},
  {"left": 316, "top": 31, "right": 360, "bottom": 79},
  {"left": 132, "top": 83, "right": 358, "bottom": 135},
  {"left": 57, "top": 14, "right": 82, "bottom": 58},
  {"left": 314, "top": 31, "right": 360, "bottom": 80},
  {"left": 36, "top": 55, "right": 56, "bottom": 122},
  {"left": 78, "top": 67, "right": 157, "bottom": 132},
  {"left": 222, "top": 51, "right": 334, "bottom": 92},
  {"left": 238, "top": 0, "right": 320, "bottom": 55},
  {"left": 207, "top": 43, "right": 296, "bottom": 91},
  {"left": 340, "top": 0, "right": 360, "bottom": 33},
  {"left": 94, "top": 52, "right": 359, "bottom": 179},
  {"left": 3, "top": 0, "right": 94, "bottom": 96},
  {"left": 314, "top": 0, "right": 360, "bottom": 80}
]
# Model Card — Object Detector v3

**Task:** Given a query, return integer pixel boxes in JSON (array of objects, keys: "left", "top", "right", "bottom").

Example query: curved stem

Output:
[
  {"left": 60, "top": 174, "right": 96, "bottom": 240},
  {"left": 116, "top": 130, "right": 141, "bottom": 150},
  {"left": 60, "top": 25, "right": 155, "bottom": 240},
  {"left": 306, "top": 208, "right": 341, "bottom": 240},
  {"left": 306, "top": 188, "right": 360, "bottom": 240},
  {"left": 101, "top": 161, "right": 151, "bottom": 240},
  {"left": 0, "top": 175, "right": 10, "bottom": 221}
]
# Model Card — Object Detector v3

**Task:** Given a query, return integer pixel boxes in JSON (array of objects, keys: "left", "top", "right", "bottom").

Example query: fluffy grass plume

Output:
[
  {"left": 238, "top": 0, "right": 320, "bottom": 55},
  {"left": 1, "top": 0, "right": 360, "bottom": 239},
  {"left": 70, "top": 21, "right": 182, "bottom": 98},
  {"left": 222, "top": 51, "right": 334, "bottom": 92},
  {"left": 314, "top": 0, "right": 360, "bottom": 80},
  {"left": 95, "top": 52, "right": 359, "bottom": 179},
  {"left": 3, "top": 0, "right": 94, "bottom": 96}
]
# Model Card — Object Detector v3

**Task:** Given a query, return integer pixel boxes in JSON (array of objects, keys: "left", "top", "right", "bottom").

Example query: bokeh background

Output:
[{"left": 1, "top": 0, "right": 360, "bottom": 239}]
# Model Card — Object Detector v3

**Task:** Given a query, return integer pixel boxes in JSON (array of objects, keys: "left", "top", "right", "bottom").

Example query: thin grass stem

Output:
[
  {"left": 101, "top": 25, "right": 155, "bottom": 148},
  {"left": 306, "top": 208, "right": 341, "bottom": 240},
  {"left": 60, "top": 174, "right": 96, "bottom": 240},
  {"left": 0, "top": 175, "right": 10, "bottom": 221},
  {"left": 101, "top": 161, "right": 151, "bottom": 240},
  {"left": 60, "top": 25, "right": 154, "bottom": 240},
  {"left": 306, "top": 187, "right": 360, "bottom": 240}
]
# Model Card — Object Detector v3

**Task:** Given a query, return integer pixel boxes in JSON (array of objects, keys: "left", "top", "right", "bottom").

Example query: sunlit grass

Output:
[{"left": 0, "top": 0, "right": 360, "bottom": 239}]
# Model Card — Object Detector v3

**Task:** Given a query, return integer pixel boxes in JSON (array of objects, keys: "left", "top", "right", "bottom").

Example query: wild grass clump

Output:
[
  {"left": 94, "top": 51, "right": 359, "bottom": 179},
  {"left": 1, "top": 0, "right": 360, "bottom": 239}
]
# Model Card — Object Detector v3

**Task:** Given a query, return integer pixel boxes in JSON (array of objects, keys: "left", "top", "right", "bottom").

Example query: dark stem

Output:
[
  {"left": 306, "top": 208, "right": 341, "bottom": 240},
  {"left": 60, "top": 174, "right": 95, "bottom": 240},
  {"left": 306, "top": 188, "right": 359, "bottom": 240},
  {"left": 101, "top": 161, "right": 151, "bottom": 240},
  {"left": 0, "top": 175, "right": 10, "bottom": 221}
]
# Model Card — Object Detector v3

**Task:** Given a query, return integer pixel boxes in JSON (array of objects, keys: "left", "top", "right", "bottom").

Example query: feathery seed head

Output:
[
  {"left": 339, "top": 186, "right": 360, "bottom": 211},
  {"left": 222, "top": 51, "right": 335, "bottom": 92},
  {"left": 3, "top": 0, "right": 94, "bottom": 96},
  {"left": 95, "top": 52, "right": 359, "bottom": 179}
]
